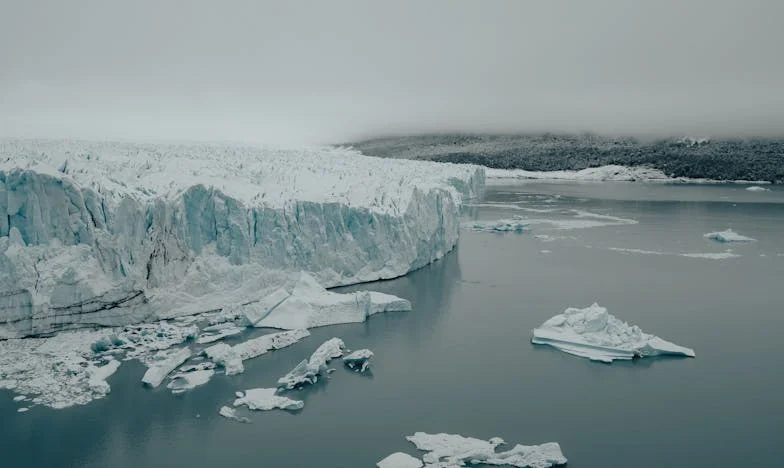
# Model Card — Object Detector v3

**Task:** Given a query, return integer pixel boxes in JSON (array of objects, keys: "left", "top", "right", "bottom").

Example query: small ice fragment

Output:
[
  {"left": 540, "top": 250, "right": 551, "bottom": 254},
  {"left": 343, "top": 349, "right": 374, "bottom": 373},
  {"left": 704, "top": 229, "right": 756, "bottom": 243},
  {"left": 17, "top": 407, "right": 29, "bottom": 413},
  {"left": 235, "top": 391, "right": 244, "bottom": 398},
  {"left": 466, "top": 218, "right": 529, "bottom": 233},
  {"left": 277, "top": 338, "right": 345, "bottom": 390},
  {"left": 532, "top": 303, "right": 695, "bottom": 363},
  {"left": 142, "top": 348, "right": 192, "bottom": 387},
  {"left": 377, "top": 452, "right": 423, "bottom": 468},
  {"left": 233, "top": 388, "right": 304, "bottom": 411},
  {"left": 12, "top": 395, "right": 26, "bottom": 402},
  {"left": 746, "top": 186, "right": 770, "bottom": 192},
  {"left": 219, "top": 405, "right": 250, "bottom": 423}
]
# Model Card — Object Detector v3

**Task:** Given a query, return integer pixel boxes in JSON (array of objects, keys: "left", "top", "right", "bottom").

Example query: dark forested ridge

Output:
[{"left": 348, "top": 134, "right": 784, "bottom": 182}]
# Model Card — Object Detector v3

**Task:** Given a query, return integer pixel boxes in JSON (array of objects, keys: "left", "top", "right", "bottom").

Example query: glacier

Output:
[
  {"left": 531, "top": 303, "right": 695, "bottom": 363},
  {"left": 378, "top": 432, "right": 567, "bottom": 468},
  {"left": 0, "top": 139, "right": 483, "bottom": 338}
]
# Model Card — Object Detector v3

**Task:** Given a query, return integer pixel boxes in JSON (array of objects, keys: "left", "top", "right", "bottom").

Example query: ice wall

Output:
[{"left": 0, "top": 140, "right": 484, "bottom": 338}]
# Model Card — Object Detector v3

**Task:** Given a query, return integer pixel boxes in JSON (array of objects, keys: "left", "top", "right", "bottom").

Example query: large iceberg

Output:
[
  {"left": 277, "top": 337, "right": 345, "bottom": 389},
  {"left": 531, "top": 303, "right": 695, "bottom": 363},
  {"left": 233, "top": 388, "right": 304, "bottom": 411},
  {"left": 378, "top": 432, "right": 567, "bottom": 467},
  {"left": 0, "top": 139, "right": 483, "bottom": 338}
]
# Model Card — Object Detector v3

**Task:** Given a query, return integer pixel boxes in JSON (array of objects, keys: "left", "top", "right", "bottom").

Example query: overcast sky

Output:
[{"left": 1, "top": 1, "right": 783, "bottom": 144}]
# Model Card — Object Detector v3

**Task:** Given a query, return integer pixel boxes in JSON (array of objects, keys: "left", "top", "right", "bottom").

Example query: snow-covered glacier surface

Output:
[
  {"left": 0, "top": 139, "right": 483, "bottom": 338},
  {"left": 532, "top": 303, "right": 695, "bottom": 363}
]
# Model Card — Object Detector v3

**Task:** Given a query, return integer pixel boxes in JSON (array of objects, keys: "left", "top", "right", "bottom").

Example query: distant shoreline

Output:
[{"left": 348, "top": 133, "right": 784, "bottom": 183}]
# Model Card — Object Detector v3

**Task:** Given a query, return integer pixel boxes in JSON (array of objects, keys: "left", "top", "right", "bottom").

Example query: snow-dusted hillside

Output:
[{"left": 0, "top": 139, "right": 484, "bottom": 338}]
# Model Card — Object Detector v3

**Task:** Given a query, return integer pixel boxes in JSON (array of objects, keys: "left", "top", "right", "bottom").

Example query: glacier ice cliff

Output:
[{"left": 0, "top": 139, "right": 483, "bottom": 338}]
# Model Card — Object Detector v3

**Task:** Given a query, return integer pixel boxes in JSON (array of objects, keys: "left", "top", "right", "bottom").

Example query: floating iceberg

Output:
[
  {"left": 166, "top": 362, "right": 215, "bottom": 393},
  {"left": 204, "top": 328, "right": 310, "bottom": 376},
  {"left": 532, "top": 303, "right": 695, "bottom": 363},
  {"left": 0, "top": 139, "right": 483, "bottom": 338},
  {"left": 377, "top": 452, "right": 423, "bottom": 468},
  {"left": 379, "top": 432, "right": 567, "bottom": 467},
  {"left": 142, "top": 347, "right": 192, "bottom": 387},
  {"left": 343, "top": 349, "right": 374, "bottom": 372},
  {"left": 233, "top": 388, "right": 304, "bottom": 411},
  {"left": 704, "top": 229, "right": 756, "bottom": 243},
  {"left": 746, "top": 186, "right": 770, "bottom": 192},
  {"left": 195, "top": 324, "right": 244, "bottom": 344},
  {"left": 218, "top": 405, "right": 250, "bottom": 423},
  {"left": 679, "top": 250, "right": 740, "bottom": 260},
  {"left": 277, "top": 338, "right": 345, "bottom": 389},
  {"left": 466, "top": 219, "right": 529, "bottom": 233},
  {"left": 253, "top": 273, "right": 411, "bottom": 330}
]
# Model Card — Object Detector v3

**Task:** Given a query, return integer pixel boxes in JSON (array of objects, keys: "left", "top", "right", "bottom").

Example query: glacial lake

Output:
[{"left": 3, "top": 181, "right": 784, "bottom": 467}]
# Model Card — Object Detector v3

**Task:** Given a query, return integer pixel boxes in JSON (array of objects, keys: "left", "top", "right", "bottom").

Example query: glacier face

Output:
[{"left": 0, "top": 139, "right": 483, "bottom": 338}]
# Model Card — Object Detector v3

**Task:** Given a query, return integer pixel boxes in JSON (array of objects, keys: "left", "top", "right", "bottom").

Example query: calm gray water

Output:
[{"left": 3, "top": 182, "right": 784, "bottom": 467}]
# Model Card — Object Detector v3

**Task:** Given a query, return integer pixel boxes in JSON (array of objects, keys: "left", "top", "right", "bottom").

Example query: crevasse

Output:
[{"left": 0, "top": 139, "right": 484, "bottom": 338}]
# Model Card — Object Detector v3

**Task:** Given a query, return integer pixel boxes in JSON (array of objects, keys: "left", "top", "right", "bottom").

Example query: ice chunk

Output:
[
  {"left": 531, "top": 303, "right": 695, "bottom": 363},
  {"left": 704, "top": 229, "right": 756, "bottom": 243},
  {"left": 255, "top": 273, "right": 411, "bottom": 330},
  {"left": 142, "top": 348, "right": 192, "bottom": 387},
  {"left": 404, "top": 432, "right": 567, "bottom": 467},
  {"left": 166, "top": 369, "right": 214, "bottom": 393},
  {"left": 277, "top": 338, "right": 345, "bottom": 389},
  {"left": 233, "top": 388, "right": 304, "bottom": 411},
  {"left": 343, "top": 349, "right": 374, "bottom": 372},
  {"left": 204, "top": 329, "right": 310, "bottom": 375},
  {"left": 218, "top": 405, "right": 250, "bottom": 423},
  {"left": 85, "top": 358, "right": 121, "bottom": 395},
  {"left": 746, "top": 186, "right": 770, "bottom": 192},
  {"left": 377, "top": 452, "right": 423, "bottom": 468},
  {"left": 466, "top": 218, "right": 529, "bottom": 233},
  {"left": 196, "top": 325, "right": 244, "bottom": 344}
]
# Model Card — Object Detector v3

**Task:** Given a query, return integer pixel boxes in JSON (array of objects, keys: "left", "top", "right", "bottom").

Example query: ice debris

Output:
[
  {"left": 142, "top": 348, "right": 192, "bottom": 387},
  {"left": 253, "top": 273, "right": 411, "bottom": 330},
  {"left": 704, "top": 229, "right": 756, "bottom": 243},
  {"left": 746, "top": 186, "right": 770, "bottom": 192},
  {"left": 343, "top": 349, "right": 374, "bottom": 372},
  {"left": 277, "top": 338, "right": 345, "bottom": 390},
  {"left": 166, "top": 363, "right": 215, "bottom": 394},
  {"left": 379, "top": 432, "right": 567, "bottom": 467},
  {"left": 377, "top": 452, "right": 423, "bottom": 468},
  {"left": 218, "top": 405, "right": 250, "bottom": 423},
  {"left": 233, "top": 388, "right": 304, "bottom": 411},
  {"left": 532, "top": 303, "right": 695, "bottom": 363},
  {"left": 205, "top": 328, "right": 310, "bottom": 376},
  {"left": 195, "top": 324, "right": 244, "bottom": 344},
  {"left": 679, "top": 250, "right": 740, "bottom": 259},
  {"left": 466, "top": 219, "right": 529, "bottom": 233}
]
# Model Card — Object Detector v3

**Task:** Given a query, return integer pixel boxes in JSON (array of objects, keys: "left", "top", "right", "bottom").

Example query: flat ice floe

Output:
[
  {"left": 142, "top": 348, "right": 192, "bottom": 387},
  {"left": 532, "top": 303, "right": 695, "bottom": 363},
  {"left": 277, "top": 338, "right": 345, "bottom": 389},
  {"left": 218, "top": 405, "right": 250, "bottom": 423},
  {"left": 704, "top": 229, "right": 757, "bottom": 243},
  {"left": 378, "top": 432, "right": 567, "bottom": 467},
  {"left": 233, "top": 388, "right": 304, "bottom": 411},
  {"left": 0, "top": 139, "right": 483, "bottom": 338},
  {"left": 607, "top": 246, "right": 741, "bottom": 260},
  {"left": 250, "top": 273, "right": 411, "bottom": 330},
  {"left": 746, "top": 186, "right": 770, "bottom": 192},
  {"left": 466, "top": 210, "right": 637, "bottom": 233},
  {"left": 205, "top": 328, "right": 311, "bottom": 376}
]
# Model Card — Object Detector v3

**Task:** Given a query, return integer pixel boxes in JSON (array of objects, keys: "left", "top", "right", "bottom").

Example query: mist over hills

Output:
[{"left": 349, "top": 134, "right": 784, "bottom": 183}]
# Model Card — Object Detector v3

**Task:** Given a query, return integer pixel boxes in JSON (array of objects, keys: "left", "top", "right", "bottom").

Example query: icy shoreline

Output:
[
  {"left": 486, "top": 165, "right": 774, "bottom": 185},
  {"left": 0, "top": 139, "right": 484, "bottom": 338}
]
